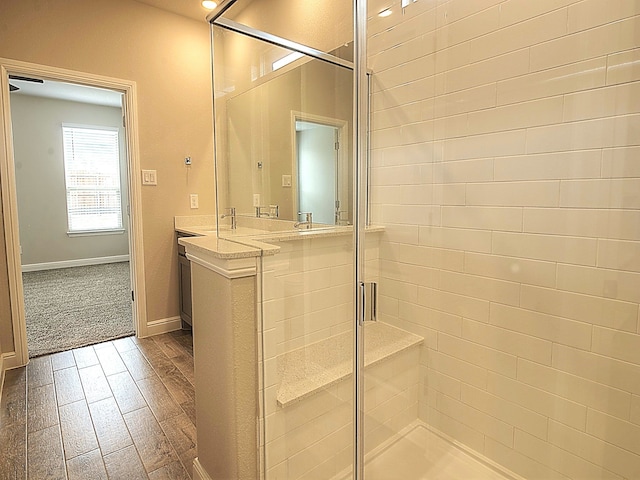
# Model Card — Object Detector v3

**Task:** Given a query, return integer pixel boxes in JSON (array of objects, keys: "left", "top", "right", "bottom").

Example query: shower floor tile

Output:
[{"left": 363, "top": 423, "right": 512, "bottom": 480}]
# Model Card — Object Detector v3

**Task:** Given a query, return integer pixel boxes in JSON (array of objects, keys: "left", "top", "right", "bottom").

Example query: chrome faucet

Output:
[
  {"left": 220, "top": 207, "right": 237, "bottom": 230},
  {"left": 294, "top": 212, "right": 312, "bottom": 229},
  {"left": 255, "top": 206, "right": 270, "bottom": 218},
  {"left": 255, "top": 205, "right": 280, "bottom": 218}
]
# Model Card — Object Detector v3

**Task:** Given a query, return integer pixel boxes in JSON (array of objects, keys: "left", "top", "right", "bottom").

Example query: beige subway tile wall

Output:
[
  {"left": 369, "top": 0, "right": 640, "bottom": 478},
  {"left": 261, "top": 234, "right": 394, "bottom": 479}
]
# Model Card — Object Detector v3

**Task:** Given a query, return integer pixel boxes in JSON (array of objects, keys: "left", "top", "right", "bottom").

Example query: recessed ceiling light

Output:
[
  {"left": 379, "top": 8, "right": 392, "bottom": 17},
  {"left": 202, "top": 0, "right": 217, "bottom": 9}
]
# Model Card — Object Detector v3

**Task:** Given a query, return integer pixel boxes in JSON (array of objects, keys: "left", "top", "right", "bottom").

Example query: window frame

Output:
[{"left": 61, "top": 123, "right": 125, "bottom": 236}]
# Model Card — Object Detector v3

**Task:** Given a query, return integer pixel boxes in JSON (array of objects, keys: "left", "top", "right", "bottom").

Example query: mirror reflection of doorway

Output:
[{"left": 296, "top": 120, "right": 346, "bottom": 225}]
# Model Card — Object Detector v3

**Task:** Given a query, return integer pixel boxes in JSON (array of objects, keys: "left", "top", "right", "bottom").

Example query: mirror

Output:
[{"left": 217, "top": 35, "right": 353, "bottom": 228}]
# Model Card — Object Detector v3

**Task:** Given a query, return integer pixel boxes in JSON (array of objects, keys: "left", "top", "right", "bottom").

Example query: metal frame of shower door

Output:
[
  {"left": 354, "top": 1, "right": 368, "bottom": 478},
  {"left": 207, "top": 0, "right": 354, "bottom": 71},
  {"left": 208, "top": 3, "right": 369, "bottom": 477},
  {"left": 211, "top": 17, "right": 355, "bottom": 71}
]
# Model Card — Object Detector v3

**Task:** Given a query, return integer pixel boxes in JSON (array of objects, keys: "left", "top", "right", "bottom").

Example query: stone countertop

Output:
[
  {"left": 178, "top": 224, "right": 384, "bottom": 241},
  {"left": 176, "top": 225, "right": 270, "bottom": 237},
  {"left": 178, "top": 235, "right": 265, "bottom": 260},
  {"left": 245, "top": 224, "right": 385, "bottom": 242},
  {"left": 176, "top": 216, "right": 384, "bottom": 260}
]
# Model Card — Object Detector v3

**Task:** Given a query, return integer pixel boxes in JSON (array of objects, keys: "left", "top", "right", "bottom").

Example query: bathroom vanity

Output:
[
  {"left": 178, "top": 234, "right": 266, "bottom": 480},
  {"left": 175, "top": 216, "right": 279, "bottom": 479}
]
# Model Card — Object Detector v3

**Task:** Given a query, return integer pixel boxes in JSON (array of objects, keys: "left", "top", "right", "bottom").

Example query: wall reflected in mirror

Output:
[{"left": 212, "top": 25, "right": 353, "bottom": 233}]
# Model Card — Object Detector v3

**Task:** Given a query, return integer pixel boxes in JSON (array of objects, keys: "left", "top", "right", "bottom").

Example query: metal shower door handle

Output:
[{"left": 359, "top": 281, "right": 378, "bottom": 325}]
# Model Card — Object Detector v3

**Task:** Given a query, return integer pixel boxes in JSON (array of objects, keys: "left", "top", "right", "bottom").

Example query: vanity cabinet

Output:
[
  {"left": 177, "top": 233, "right": 193, "bottom": 327},
  {"left": 178, "top": 235, "right": 263, "bottom": 480}
]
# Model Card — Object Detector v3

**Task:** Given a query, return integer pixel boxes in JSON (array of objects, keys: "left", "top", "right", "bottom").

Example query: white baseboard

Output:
[
  {"left": 22, "top": 254, "right": 130, "bottom": 272},
  {"left": 0, "top": 351, "right": 20, "bottom": 404},
  {"left": 1, "top": 351, "right": 21, "bottom": 371},
  {"left": 192, "top": 458, "right": 212, "bottom": 480},
  {"left": 143, "top": 316, "right": 183, "bottom": 338}
]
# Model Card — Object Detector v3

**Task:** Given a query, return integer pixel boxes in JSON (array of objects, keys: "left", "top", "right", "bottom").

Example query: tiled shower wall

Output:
[
  {"left": 262, "top": 234, "right": 388, "bottom": 479},
  {"left": 368, "top": 0, "right": 640, "bottom": 478}
]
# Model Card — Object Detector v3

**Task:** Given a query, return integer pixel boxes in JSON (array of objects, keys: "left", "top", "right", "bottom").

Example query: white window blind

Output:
[{"left": 62, "top": 126, "right": 123, "bottom": 233}]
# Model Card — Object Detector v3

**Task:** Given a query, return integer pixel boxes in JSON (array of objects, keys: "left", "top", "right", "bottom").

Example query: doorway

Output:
[
  {"left": 296, "top": 121, "right": 338, "bottom": 224},
  {"left": 293, "top": 114, "right": 350, "bottom": 226},
  {"left": 0, "top": 59, "right": 148, "bottom": 367},
  {"left": 10, "top": 78, "right": 133, "bottom": 357}
]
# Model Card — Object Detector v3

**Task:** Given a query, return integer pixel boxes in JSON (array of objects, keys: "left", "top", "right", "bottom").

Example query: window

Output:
[{"left": 62, "top": 125, "right": 123, "bottom": 233}]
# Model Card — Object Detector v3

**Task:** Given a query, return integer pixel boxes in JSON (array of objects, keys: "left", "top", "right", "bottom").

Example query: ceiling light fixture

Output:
[
  {"left": 202, "top": 0, "right": 217, "bottom": 9},
  {"left": 379, "top": 8, "right": 392, "bottom": 17}
]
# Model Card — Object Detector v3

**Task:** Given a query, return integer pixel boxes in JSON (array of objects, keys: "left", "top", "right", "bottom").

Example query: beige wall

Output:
[
  {"left": 369, "top": 0, "right": 640, "bottom": 478},
  {"left": 0, "top": 0, "right": 215, "bottom": 347},
  {"left": 11, "top": 95, "right": 129, "bottom": 266}
]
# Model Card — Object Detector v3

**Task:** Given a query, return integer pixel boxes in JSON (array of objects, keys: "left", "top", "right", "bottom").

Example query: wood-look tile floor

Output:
[{"left": 0, "top": 330, "right": 196, "bottom": 480}]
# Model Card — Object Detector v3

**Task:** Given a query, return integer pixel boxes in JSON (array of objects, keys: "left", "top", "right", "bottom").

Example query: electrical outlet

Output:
[
  {"left": 142, "top": 169, "right": 157, "bottom": 185},
  {"left": 253, "top": 194, "right": 261, "bottom": 207},
  {"left": 190, "top": 194, "right": 199, "bottom": 209},
  {"left": 282, "top": 175, "right": 292, "bottom": 187}
]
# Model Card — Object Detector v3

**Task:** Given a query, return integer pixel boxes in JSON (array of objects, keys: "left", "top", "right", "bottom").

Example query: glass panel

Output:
[
  {"left": 219, "top": 0, "right": 354, "bottom": 62},
  {"left": 210, "top": 23, "right": 357, "bottom": 479},
  {"left": 365, "top": 0, "right": 640, "bottom": 479},
  {"left": 213, "top": 25, "right": 354, "bottom": 233}
]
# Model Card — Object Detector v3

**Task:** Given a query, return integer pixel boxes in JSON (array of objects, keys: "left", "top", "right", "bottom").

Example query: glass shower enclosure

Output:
[
  {"left": 209, "top": 0, "right": 640, "bottom": 479},
  {"left": 209, "top": 1, "right": 365, "bottom": 478}
]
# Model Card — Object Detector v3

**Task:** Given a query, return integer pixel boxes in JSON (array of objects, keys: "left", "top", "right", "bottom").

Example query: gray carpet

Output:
[{"left": 23, "top": 262, "right": 134, "bottom": 358}]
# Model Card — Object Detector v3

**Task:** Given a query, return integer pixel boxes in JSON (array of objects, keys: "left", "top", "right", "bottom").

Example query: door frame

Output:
[{"left": 0, "top": 58, "right": 148, "bottom": 367}]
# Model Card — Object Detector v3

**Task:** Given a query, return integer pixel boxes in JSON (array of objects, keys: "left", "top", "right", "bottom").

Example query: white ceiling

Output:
[{"left": 10, "top": 78, "right": 123, "bottom": 108}]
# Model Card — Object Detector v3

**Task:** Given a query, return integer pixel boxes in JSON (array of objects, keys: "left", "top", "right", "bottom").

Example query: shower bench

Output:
[{"left": 276, "top": 322, "right": 423, "bottom": 407}]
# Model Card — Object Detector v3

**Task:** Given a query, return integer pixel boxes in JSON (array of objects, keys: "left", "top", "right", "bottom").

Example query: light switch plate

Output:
[
  {"left": 190, "top": 194, "right": 199, "bottom": 209},
  {"left": 142, "top": 169, "right": 157, "bottom": 185},
  {"left": 282, "top": 175, "right": 292, "bottom": 187}
]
